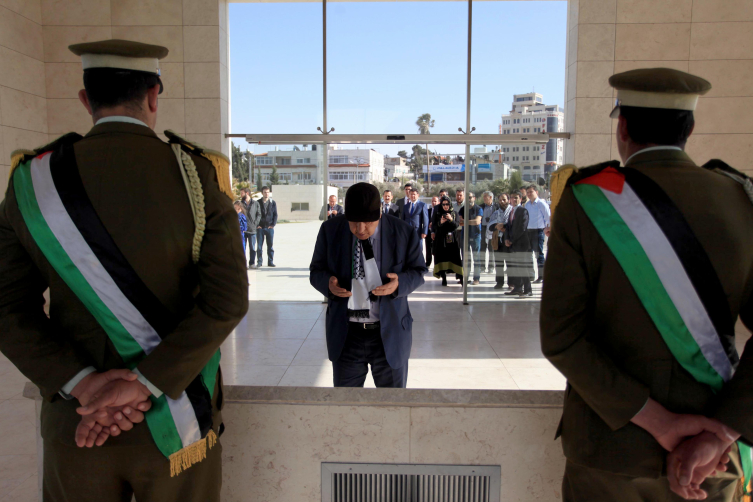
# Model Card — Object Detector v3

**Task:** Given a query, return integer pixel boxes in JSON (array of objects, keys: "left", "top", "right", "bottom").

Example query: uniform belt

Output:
[{"left": 349, "top": 321, "right": 380, "bottom": 330}]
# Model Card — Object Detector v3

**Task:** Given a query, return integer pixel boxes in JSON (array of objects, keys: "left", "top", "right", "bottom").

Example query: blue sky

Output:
[{"left": 229, "top": 1, "right": 567, "bottom": 156}]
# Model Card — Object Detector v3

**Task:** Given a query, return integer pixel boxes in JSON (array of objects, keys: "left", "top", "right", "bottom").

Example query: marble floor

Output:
[{"left": 220, "top": 300, "right": 561, "bottom": 390}]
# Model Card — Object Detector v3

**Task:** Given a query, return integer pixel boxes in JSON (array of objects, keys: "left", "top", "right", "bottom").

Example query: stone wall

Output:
[
  {"left": 0, "top": 0, "right": 230, "bottom": 197},
  {"left": 565, "top": 0, "right": 753, "bottom": 174}
]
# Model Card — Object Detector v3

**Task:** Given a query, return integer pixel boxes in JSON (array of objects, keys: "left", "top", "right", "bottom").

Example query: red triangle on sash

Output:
[{"left": 575, "top": 167, "right": 625, "bottom": 194}]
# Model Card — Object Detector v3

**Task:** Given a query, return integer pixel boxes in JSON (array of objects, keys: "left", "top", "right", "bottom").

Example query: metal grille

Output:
[{"left": 322, "top": 463, "right": 500, "bottom": 502}]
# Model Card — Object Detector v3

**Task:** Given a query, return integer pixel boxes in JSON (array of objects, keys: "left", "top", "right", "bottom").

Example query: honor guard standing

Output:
[
  {"left": 541, "top": 68, "right": 753, "bottom": 501},
  {"left": 0, "top": 39, "right": 248, "bottom": 501}
]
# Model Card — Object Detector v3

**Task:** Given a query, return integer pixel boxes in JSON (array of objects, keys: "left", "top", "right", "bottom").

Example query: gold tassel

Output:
[
  {"left": 168, "top": 430, "right": 218, "bottom": 477},
  {"left": 549, "top": 164, "right": 577, "bottom": 216},
  {"left": 9, "top": 149, "right": 36, "bottom": 179},
  {"left": 200, "top": 151, "right": 234, "bottom": 201}
]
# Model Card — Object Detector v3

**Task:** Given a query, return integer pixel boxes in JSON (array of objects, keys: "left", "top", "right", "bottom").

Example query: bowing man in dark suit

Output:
[
  {"left": 309, "top": 183, "right": 427, "bottom": 388},
  {"left": 401, "top": 189, "right": 429, "bottom": 260},
  {"left": 381, "top": 189, "right": 399, "bottom": 217},
  {"left": 503, "top": 192, "right": 532, "bottom": 297},
  {"left": 320, "top": 194, "right": 344, "bottom": 221}
]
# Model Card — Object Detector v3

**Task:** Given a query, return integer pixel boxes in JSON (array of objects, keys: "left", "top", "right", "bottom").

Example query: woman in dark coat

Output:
[{"left": 431, "top": 196, "right": 463, "bottom": 286}]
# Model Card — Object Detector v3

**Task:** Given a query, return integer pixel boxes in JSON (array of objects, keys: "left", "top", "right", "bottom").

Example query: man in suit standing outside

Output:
[
  {"left": 241, "top": 188, "right": 261, "bottom": 269},
  {"left": 257, "top": 186, "right": 277, "bottom": 267},
  {"left": 381, "top": 189, "right": 399, "bottom": 217},
  {"left": 395, "top": 183, "right": 412, "bottom": 218},
  {"left": 309, "top": 183, "right": 427, "bottom": 388},
  {"left": 320, "top": 194, "right": 344, "bottom": 221},
  {"left": 402, "top": 188, "right": 429, "bottom": 261},
  {"left": 503, "top": 192, "right": 532, "bottom": 297}
]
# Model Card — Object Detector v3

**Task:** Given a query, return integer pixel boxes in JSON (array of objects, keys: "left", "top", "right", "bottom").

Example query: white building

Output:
[
  {"left": 254, "top": 145, "right": 385, "bottom": 188},
  {"left": 499, "top": 92, "right": 565, "bottom": 183},
  {"left": 384, "top": 156, "right": 413, "bottom": 181}
]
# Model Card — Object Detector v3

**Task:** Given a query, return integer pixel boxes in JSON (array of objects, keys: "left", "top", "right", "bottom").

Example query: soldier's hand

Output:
[
  {"left": 329, "top": 276, "right": 352, "bottom": 298},
  {"left": 70, "top": 369, "right": 138, "bottom": 406},
  {"left": 667, "top": 432, "right": 732, "bottom": 500},
  {"left": 77, "top": 380, "right": 151, "bottom": 417}
]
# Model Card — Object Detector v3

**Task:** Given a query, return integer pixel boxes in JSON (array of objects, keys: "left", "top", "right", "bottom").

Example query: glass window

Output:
[
  {"left": 330, "top": 155, "right": 349, "bottom": 164},
  {"left": 291, "top": 202, "right": 310, "bottom": 212},
  {"left": 256, "top": 157, "right": 273, "bottom": 165}
]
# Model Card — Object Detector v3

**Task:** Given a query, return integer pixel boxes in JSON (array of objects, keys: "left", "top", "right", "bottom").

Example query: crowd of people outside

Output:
[{"left": 237, "top": 186, "right": 277, "bottom": 269}]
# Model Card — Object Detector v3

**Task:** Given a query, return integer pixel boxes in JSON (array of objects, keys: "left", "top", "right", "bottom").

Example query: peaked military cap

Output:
[
  {"left": 69, "top": 39, "right": 168, "bottom": 77},
  {"left": 609, "top": 68, "right": 712, "bottom": 118}
]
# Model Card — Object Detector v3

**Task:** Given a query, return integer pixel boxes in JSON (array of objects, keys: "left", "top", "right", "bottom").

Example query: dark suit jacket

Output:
[
  {"left": 320, "top": 203, "right": 344, "bottom": 221},
  {"left": 401, "top": 200, "right": 429, "bottom": 237},
  {"left": 259, "top": 198, "right": 278, "bottom": 227},
  {"left": 0, "top": 122, "right": 248, "bottom": 446},
  {"left": 309, "top": 215, "right": 427, "bottom": 369},
  {"left": 541, "top": 149, "right": 753, "bottom": 478},
  {"left": 396, "top": 197, "right": 410, "bottom": 219},
  {"left": 504, "top": 205, "right": 530, "bottom": 252},
  {"left": 382, "top": 203, "right": 399, "bottom": 218}
]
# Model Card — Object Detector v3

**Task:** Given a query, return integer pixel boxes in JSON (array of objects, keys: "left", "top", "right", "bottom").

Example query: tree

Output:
[
  {"left": 269, "top": 165, "right": 279, "bottom": 185},
  {"left": 231, "top": 142, "right": 249, "bottom": 181},
  {"left": 509, "top": 170, "right": 524, "bottom": 193},
  {"left": 256, "top": 171, "right": 263, "bottom": 191},
  {"left": 397, "top": 150, "right": 408, "bottom": 159},
  {"left": 415, "top": 113, "right": 435, "bottom": 135}
]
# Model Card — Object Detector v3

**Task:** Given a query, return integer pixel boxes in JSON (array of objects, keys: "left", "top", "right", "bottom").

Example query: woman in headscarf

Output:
[{"left": 431, "top": 195, "right": 463, "bottom": 286}]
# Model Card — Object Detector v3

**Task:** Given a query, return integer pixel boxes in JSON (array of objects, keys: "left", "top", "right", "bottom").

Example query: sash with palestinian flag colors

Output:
[
  {"left": 570, "top": 165, "right": 751, "bottom": 496},
  {"left": 12, "top": 138, "right": 220, "bottom": 477}
]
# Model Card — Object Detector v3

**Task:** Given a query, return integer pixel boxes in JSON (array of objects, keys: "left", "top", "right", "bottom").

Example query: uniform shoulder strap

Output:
[
  {"left": 9, "top": 133, "right": 83, "bottom": 179},
  {"left": 702, "top": 159, "right": 753, "bottom": 206},
  {"left": 164, "top": 130, "right": 233, "bottom": 200}
]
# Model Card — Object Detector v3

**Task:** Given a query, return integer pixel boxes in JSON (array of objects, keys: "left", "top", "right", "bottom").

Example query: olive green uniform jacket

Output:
[
  {"left": 0, "top": 122, "right": 249, "bottom": 446},
  {"left": 541, "top": 148, "right": 753, "bottom": 478}
]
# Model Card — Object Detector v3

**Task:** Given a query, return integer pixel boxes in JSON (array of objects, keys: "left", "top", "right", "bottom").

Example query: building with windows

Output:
[
  {"left": 384, "top": 156, "right": 413, "bottom": 181},
  {"left": 499, "top": 92, "right": 565, "bottom": 183},
  {"left": 254, "top": 145, "right": 385, "bottom": 187}
]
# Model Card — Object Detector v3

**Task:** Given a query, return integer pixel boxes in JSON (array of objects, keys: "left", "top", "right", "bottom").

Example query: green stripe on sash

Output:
[
  {"left": 741, "top": 443, "right": 753, "bottom": 495},
  {"left": 572, "top": 183, "right": 724, "bottom": 391}
]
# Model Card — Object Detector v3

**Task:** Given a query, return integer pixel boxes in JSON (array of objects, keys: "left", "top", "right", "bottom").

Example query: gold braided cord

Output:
[
  {"left": 169, "top": 430, "right": 218, "bottom": 477},
  {"left": 549, "top": 164, "right": 577, "bottom": 216},
  {"left": 179, "top": 149, "right": 207, "bottom": 264},
  {"left": 716, "top": 169, "right": 753, "bottom": 207}
]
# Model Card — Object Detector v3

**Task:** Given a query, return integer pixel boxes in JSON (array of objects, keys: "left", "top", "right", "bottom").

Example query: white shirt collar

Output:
[
  {"left": 95, "top": 116, "right": 150, "bottom": 128},
  {"left": 625, "top": 146, "right": 682, "bottom": 165}
]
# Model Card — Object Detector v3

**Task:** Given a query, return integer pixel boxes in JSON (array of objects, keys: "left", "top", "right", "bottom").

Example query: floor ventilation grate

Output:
[{"left": 322, "top": 463, "right": 500, "bottom": 502}]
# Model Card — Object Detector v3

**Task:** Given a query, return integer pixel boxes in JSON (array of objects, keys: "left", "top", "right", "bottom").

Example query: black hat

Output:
[{"left": 345, "top": 183, "right": 381, "bottom": 222}]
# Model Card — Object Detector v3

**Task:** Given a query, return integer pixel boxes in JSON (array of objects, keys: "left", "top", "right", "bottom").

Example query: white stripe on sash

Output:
[
  {"left": 30, "top": 153, "right": 200, "bottom": 446},
  {"left": 601, "top": 184, "right": 734, "bottom": 381}
]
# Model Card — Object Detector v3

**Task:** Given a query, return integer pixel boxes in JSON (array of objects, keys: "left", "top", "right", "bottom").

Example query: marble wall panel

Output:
[
  {"left": 41, "top": 0, "right": 110, "bottom": 26},
  {"left": 111, "top": 0, "right": 183, "bottom": 26},
  {"left": 154, "top": 98, "right": 185, "bottom": 134},
  {"left": 689, "top": 61, "right": 753, "bottom": 98},
  {"left": 2, "top": 126, "right": 48, "bottom": 157},
  {"left": 159, "top": 62, "right": 185, "bottom": 99},
  {"left": 615, "top": 23, "right": 690, "bottom": 61},
  {"left": 0, "top": 7, "right": 44, "bottom": 61},
  {"left": 573, "top": 133, "right": 612, "bottom": 166},
  {"left": 577, "top": 0, "right": 616, "bottom": 24},
  {"left": 110, "top": 26, "right": 184, "bottom": 63},
  {"left": 0, "top": 47, "right": 46, "bottom": 98},
  {"left": 0, "top": 0, "right": 41, "bottom": 24},
  {"left": 44, "top": 62, "right": 81, "bottom": 99},
  {"left": 43, "top": 26, "right": 112, "bottom": 63},
  {"left": 694, "top": 97, "right": 753, "bottom": 135},
  {"left": 219, "top": 0, "right": 227, "bottom": 32},
  {"left": 567, "top": 25, "right": 578, "bottom": 66},
  {"left": 184, "top": 25, "right": 220, "bottom": 62},
  {"left": 0, "top": 164, "right": 8, "bottom": 195},
  {"left": 577, "top": 24, "right": 615, "bottom": 61},
  {"left": 185, "top": 98, "right": 220, "bottom": 133},
  {"left": 219, "top": 26, "right": 227, "bottom": 67},
  {"left": 185, "top": 62, "right": 221, "bottom": 98},
  {"left": 0, "top": 88, "right": 47, "bottom": 133},
  {"left": 566, "top": 62, "right": 577, "bottom": 102},
  {"left": 612, "top": 60, "right": 689, "bottom": 74},
  {"left": 183, "top": 0, "right": 219, "bottom": 26},
  {"left": 185, "top": 133, "right": 221, "bottom": 151},
  {"left": 616, "top": 0, "right": 692, "bottom": 23},
  {"left": 690, "top": 23, "right": 753, "bottom": 61},
  {"left": 685, "top": 134, "right": 753, "bottom": 175},
  {"left": 574, "top": 97, "right": 613, "bottom": 134},
  {"left": 567, "top": 0, "right": 579, "bottom": 31},
  {"left": 46, "top": 98, "right": 90, "bottom": 135},
  {"left": 221, "top": 404, "right": 410, "bottom": 502},
  {"left": 575, "top": 61, "right": 613, "bottom": 98},
  {"left": 692, "top": 0, "right": 753, "bottom": 22},
  {"left": 410, "top": 407, "right": 565, "bottom": 502}
]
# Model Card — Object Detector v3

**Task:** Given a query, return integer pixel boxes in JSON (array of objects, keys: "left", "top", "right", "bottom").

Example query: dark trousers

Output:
[
  {"left": 464, "top": 232, "right": 482, "bottom": 281},
  {"left": 333, "top": 323, "right": 408, "bottom": 388},
  {"left": 243, "top": 231, "right": 257, "bottom": 265},
  {"left": 257, "top": 227, "right": 274, "bottom": 265},
  {"left": 508, "top": 251, "right": 532, "bottom": 294},
  {"left": 43, "top": 436, "right": 222, "bottom": 502},
  {"left": 494, "top": 246, "right": 509, "bottom": 285},
  {"left": 425, "top": 234, "right": 433, "bottom": 267},
  {"left": 527, "top": 228, "right": 545, "bottom": 279},
  {"left": 562, "top": 459, "right": 741, "bottom": 502}
]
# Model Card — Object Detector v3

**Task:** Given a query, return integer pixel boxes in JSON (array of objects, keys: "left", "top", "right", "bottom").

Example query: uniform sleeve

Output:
[
  {"left": 0, "top": 191, "right": 93, "bottom": 400},
  {"left": 540, "top": 189, "right": 650, "bottom": 431},
  {"left": 136, "top": 158, "right": 249, "bottom": 400},
  {"left": 712, "top": 282, "right": 753, "bottom": 443}
]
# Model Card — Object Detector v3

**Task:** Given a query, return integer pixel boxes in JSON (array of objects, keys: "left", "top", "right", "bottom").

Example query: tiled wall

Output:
[
  {"left": 0, "top": 1, "right": 48, "bottom": 195},
  {"left": 0, "top": 0, "right": 230, "bottom": 198},
  {"left": 565, "top": 0, "right": 753, "bottom": 175}
]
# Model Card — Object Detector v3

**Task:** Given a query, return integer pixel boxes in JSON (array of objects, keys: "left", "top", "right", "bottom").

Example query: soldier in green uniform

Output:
[
  {"left": 0, "top": 39, "right": 248, "bottom": 501},
  {"left": 541, "top": 68, "right": 753, "bottom": 501}
]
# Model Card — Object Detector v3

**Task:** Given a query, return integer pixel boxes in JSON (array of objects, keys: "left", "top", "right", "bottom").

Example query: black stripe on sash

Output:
[
  {"left": 49, "top": 141, "right": 178, "bottom": 337},
  {"left": 49, "top": 140, "right": 215, "bottom": 436},
  {"left": 624, "top": 169, "right": 738, "bottom": 367}
]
